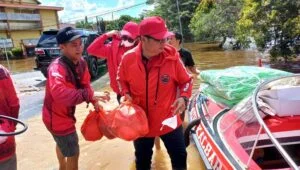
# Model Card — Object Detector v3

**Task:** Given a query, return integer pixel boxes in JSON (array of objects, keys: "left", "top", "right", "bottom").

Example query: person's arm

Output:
[
  {"left": 116, "top": 55, "right": 130, "bottom": 97},
  {"left": 87, "top": 30, "right": 119, "bottom": 59},
  {"left": 3, "top": 72, "right": 19, "bottom": 119},
  {"left": 176, "top": 59, "right": 193, "bottom": 98},
  {"left": 172, "top": 55, "right": 193, "bottom": 115},
  {"left": 48, "top": 65, "right": 93, "bottom": 107},
  {"left": 184, "top": 50, "right": 199, "bottom": 75},
  {"left": 80, "top": 61, "right": 109, "bottom": 111}
]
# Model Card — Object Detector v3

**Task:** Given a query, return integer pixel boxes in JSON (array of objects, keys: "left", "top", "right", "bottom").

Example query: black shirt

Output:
[{"left": 178, "top": 48, "right": 195, "bottom": 67}]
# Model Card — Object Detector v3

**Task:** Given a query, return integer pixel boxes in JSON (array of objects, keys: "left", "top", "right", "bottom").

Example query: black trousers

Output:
[{"left": 134, "top": 126, "right": 187, "bottom": 170}]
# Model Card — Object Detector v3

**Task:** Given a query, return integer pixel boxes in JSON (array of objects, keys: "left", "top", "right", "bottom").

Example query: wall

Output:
[
  {"left": 0, "top": 32, "right": 7, "bottom": 38},
  {"left": 39, "top": 9, "right": 58, "bottom": 31},
  {"left": 10, "top": 30, "right": 40, "bottom": 47}
]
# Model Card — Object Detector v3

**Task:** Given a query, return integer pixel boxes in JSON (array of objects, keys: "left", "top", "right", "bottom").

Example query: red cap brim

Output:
[
  {"left": 120, "top": 30, "right": 137, "bottom": 39},
  {"left": 150, "top": 31, "right": 173, "bottom": 40}
]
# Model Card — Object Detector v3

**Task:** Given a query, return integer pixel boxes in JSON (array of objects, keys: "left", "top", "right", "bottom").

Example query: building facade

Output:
[{"left": 0, "top": 0, "right": 63, "bottom": 56}]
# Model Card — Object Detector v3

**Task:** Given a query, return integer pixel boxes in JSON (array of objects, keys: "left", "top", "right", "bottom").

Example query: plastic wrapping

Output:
[
  {"left": 98, "top": 110, "right": 116, "bottom": 139},
  {"left": 200, "top": 66, "right": 292, "bottom": 107},
  {"left": 98, "top": 103, "right": 149, "bottom": 141},
  {"left": 110, "top": 103, "right": 149, "bottom": 141},
  {"left": 81, "top": 110, "right": 103, "bottom": 141}
]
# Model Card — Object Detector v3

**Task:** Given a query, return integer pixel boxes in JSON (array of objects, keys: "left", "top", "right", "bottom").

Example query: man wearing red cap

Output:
[
  {"left": 0, "top": 64, "right": 19, "bottom": 170},
  {"left": 117, "top": 16, "right": 192, "bottom": 170},
  {"left": 87, "top": 21, "right": 139, "bottom": 103},
  {"left": 43, "top": 27, "right": 109, "bottom": 170}
]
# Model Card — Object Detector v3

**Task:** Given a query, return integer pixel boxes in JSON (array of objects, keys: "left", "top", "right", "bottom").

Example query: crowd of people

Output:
[{"left": 0, "top": 16, "right": 198, "bottom": 170}]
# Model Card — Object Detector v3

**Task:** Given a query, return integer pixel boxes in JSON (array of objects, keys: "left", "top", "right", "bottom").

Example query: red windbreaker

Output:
[
  {"left": 42, "top": 57, "right": 94, "bottom": 136},
  {"left": 117, "top": 43, "right": 193, "bottom": 137},
  {"left": 0, "top": 65, "right": 20, "bottom": 162},
  {"left": 87, "top": 34, "right": 132, "bottom": 94}
]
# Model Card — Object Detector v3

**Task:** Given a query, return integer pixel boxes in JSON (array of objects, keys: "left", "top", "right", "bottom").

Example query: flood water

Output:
[{"left": 2, "top": 43, "right": 259, "bottom": 170}]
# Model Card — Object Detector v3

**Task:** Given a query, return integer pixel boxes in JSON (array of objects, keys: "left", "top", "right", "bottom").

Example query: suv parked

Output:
[{"left": 34, "top": 29, "right": 106, "bottom": 78}]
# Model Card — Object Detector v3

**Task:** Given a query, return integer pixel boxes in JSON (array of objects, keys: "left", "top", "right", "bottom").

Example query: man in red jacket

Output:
[
  {"left": 42, "top": 27, "right": 109, "bottom": 170},
  {"left": 117, "top": 16, "right": 192, "bottom": 170},
  {"left": 87, "top": 21, "right": 139, "bottom": 103},
  {"left": 0, "top": 64, "right": 19, "bottom": 170}
]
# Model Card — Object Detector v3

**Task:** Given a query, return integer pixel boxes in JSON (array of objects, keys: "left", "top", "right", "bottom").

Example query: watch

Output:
[{"left": 181, "top": 96, "right": 189, "bottom": 107}]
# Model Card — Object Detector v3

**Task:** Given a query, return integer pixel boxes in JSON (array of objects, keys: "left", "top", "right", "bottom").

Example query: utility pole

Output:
[{"left": 176, "top": 0, "right": 183, "bottom": 42}]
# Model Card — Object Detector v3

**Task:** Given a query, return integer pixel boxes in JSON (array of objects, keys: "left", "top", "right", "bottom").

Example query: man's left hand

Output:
[
  {"left": 92, "top": 99, "right": 103, "bottom": 112},
  {"left": 171, "top": 97, "right": 186, "bottom": 115}
]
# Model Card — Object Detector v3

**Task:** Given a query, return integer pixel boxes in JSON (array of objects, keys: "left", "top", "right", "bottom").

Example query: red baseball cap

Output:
[
  {"left": 120, "top": 21, "right": 139, "bottom": 39},
  {"left": 139, "top": 16, "right": 173, "bottom": 40}
]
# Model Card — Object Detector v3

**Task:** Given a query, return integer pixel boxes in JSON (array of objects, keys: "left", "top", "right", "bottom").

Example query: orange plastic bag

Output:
[
  {"left": 81, "top": 110, "right": 103, "bottom": 141},
  {"left": 111, "top": 103, "right": 149, "bottom": 141},
  {"left": 98, "top": 110, "right": 116, "bottom": 139}
]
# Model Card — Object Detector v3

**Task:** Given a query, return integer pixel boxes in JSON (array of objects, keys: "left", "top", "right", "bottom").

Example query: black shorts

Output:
[{"left": 52, "top": 132, "right": 79, "bottom": 157}]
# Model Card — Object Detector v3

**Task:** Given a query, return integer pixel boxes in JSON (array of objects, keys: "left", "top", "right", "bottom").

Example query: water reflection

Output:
[
  {"left": 0, "top": 57, "right": 36, "bottom": 74},
  {"left": 186, "top": 43, "right": 258, "bottom": 70}
]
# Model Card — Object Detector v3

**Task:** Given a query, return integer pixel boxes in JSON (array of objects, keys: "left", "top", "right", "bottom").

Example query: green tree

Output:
[
  {"left": 105, "top": 15, "right": 141, "bottom": 31},
  {"left": 189, "top": 0, "right": 243, "bottom": 47},
  {"left": 143, "top": 0, "right": 200, "bottom": 41},
  {"left": 236, "top": 0, "right": 300, "bottom": 62},
  {"left": 75, "top": 20, "right": 93, "bottom": 29}
]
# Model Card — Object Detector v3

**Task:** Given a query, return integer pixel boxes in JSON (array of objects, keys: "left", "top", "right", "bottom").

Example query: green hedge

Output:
[{"left": 11, "top": 47, "right": 23, "bottom": 58}]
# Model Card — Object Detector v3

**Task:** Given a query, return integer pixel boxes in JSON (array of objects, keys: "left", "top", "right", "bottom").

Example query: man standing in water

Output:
[
  {"left": 87, "top": 21, "right": 139, "bottom": 103},
  {"left": 42, "top": 27, "right": 109, "bottom": 170},
  {"left": 0, "top": 64, "right": 20, "bottom": 170},
  {"left": 168, "top": 32, "right": 199, "bottom": 75},
  {"left": 117, "top": 16, "right": 192, "bottom": 170}
]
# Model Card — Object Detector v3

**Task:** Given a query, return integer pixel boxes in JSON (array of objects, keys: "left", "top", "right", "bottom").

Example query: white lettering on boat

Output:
[{"left": 196, "top": 124, "right": 223, "bottom": 170}]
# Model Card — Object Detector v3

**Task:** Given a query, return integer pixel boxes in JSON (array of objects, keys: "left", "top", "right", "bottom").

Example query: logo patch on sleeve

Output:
[{"left": 161, "top": 74, "right": 170, "bottom": 84}]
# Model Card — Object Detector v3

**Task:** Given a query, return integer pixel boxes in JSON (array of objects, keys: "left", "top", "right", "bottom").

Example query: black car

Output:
[{"left": 34, "top": 29, "right": 106, "bottom": 78}]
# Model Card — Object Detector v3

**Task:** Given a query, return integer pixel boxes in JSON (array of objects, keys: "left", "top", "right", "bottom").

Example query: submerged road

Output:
[{"left": 12, "top": 71, "right": 110, "bottom": 120}]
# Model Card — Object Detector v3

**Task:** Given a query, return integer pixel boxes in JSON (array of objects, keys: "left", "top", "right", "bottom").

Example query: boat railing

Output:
[{"left": 251, "top": 74, "right": 300, "bottom": 170}]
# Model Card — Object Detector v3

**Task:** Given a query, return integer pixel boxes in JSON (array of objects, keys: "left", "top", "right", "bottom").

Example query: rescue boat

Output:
[{"left": 185, "top": 75, "right": 300, "bottom": 170}]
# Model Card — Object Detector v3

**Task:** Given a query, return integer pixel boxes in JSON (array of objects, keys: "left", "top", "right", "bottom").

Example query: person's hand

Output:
[
  {"left": 106, "top": 30, "right": 119, "bottom": 37},
  {"left": 171, "top": 97, "right": 186, "bottom": 115},
  {"left": 94, "top": 91, "right": 110, "bottom": 103},
  {"left": 120, "top": 93, "right": 132, "bottom": 103},
  {"left": 92, "top": 100, "right": 103, "bottom": 112}
]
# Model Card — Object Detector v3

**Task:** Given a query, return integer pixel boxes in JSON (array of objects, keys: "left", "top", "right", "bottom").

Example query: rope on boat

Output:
[{"left": 0, "top": 115, "right": 28, "bottom": 136}]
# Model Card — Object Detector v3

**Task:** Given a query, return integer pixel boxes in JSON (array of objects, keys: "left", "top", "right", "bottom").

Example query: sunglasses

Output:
[
  {"left": 144, "top": 35, "right": 168, "bottom": 44},
  {"left": 121, "top": 35, "right": 135, "bottom": 43}
]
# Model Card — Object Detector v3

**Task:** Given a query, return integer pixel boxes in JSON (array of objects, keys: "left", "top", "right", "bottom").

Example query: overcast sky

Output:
[{"left": 39, "top": 0, "right": 154, "bottom": 23}]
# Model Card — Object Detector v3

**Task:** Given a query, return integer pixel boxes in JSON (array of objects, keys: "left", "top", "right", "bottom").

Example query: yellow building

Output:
[{"left": 0, "top": 0, "right": 63, "bottom": 56}]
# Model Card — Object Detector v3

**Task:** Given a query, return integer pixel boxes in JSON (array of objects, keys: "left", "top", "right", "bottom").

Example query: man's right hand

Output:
[{"left": 106, "top": 30, "right": 119, "bottom": 37}]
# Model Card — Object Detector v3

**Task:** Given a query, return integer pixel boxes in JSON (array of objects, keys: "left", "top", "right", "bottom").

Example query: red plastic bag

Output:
[
  {"left": 81, "top": 110, "right": 103, "bottom": 141},
  {"left": 98, "top": 110, "right": 116, "bottom": 139},
  {"left": 111, "top": 103, "right": 149, "bottom": 141}
]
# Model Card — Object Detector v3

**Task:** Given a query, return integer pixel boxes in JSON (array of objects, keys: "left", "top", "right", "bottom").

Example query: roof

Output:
[{"left": 0, "top": 3, "right": 63, "bottom": 11}]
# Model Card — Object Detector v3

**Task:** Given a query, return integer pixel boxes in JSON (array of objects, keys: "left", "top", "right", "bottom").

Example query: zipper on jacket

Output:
[
  {"left": 142, "top": 56, "right": 149, "bottom": 114},
  {"left": 154, "top": 68, "right": 160, "bottom": 105}
]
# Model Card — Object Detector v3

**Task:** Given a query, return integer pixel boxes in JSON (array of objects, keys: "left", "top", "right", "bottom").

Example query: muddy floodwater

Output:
[{"left": 1, "top": 43, "right": 259, "bottom": 169}]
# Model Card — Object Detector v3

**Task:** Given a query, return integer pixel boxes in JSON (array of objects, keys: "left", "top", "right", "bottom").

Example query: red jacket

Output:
[
  {"left": 42, "top": 57, "right": 94, "bottom": 136},
  {"left": 117, "top": 43, "right": 193, "bottom": 137},
  {"left": 87, "top": 34, "right": 133, "bottom": 94},
  {"left": 0, "top": 65, "right": 20, "bottom": 162}
]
